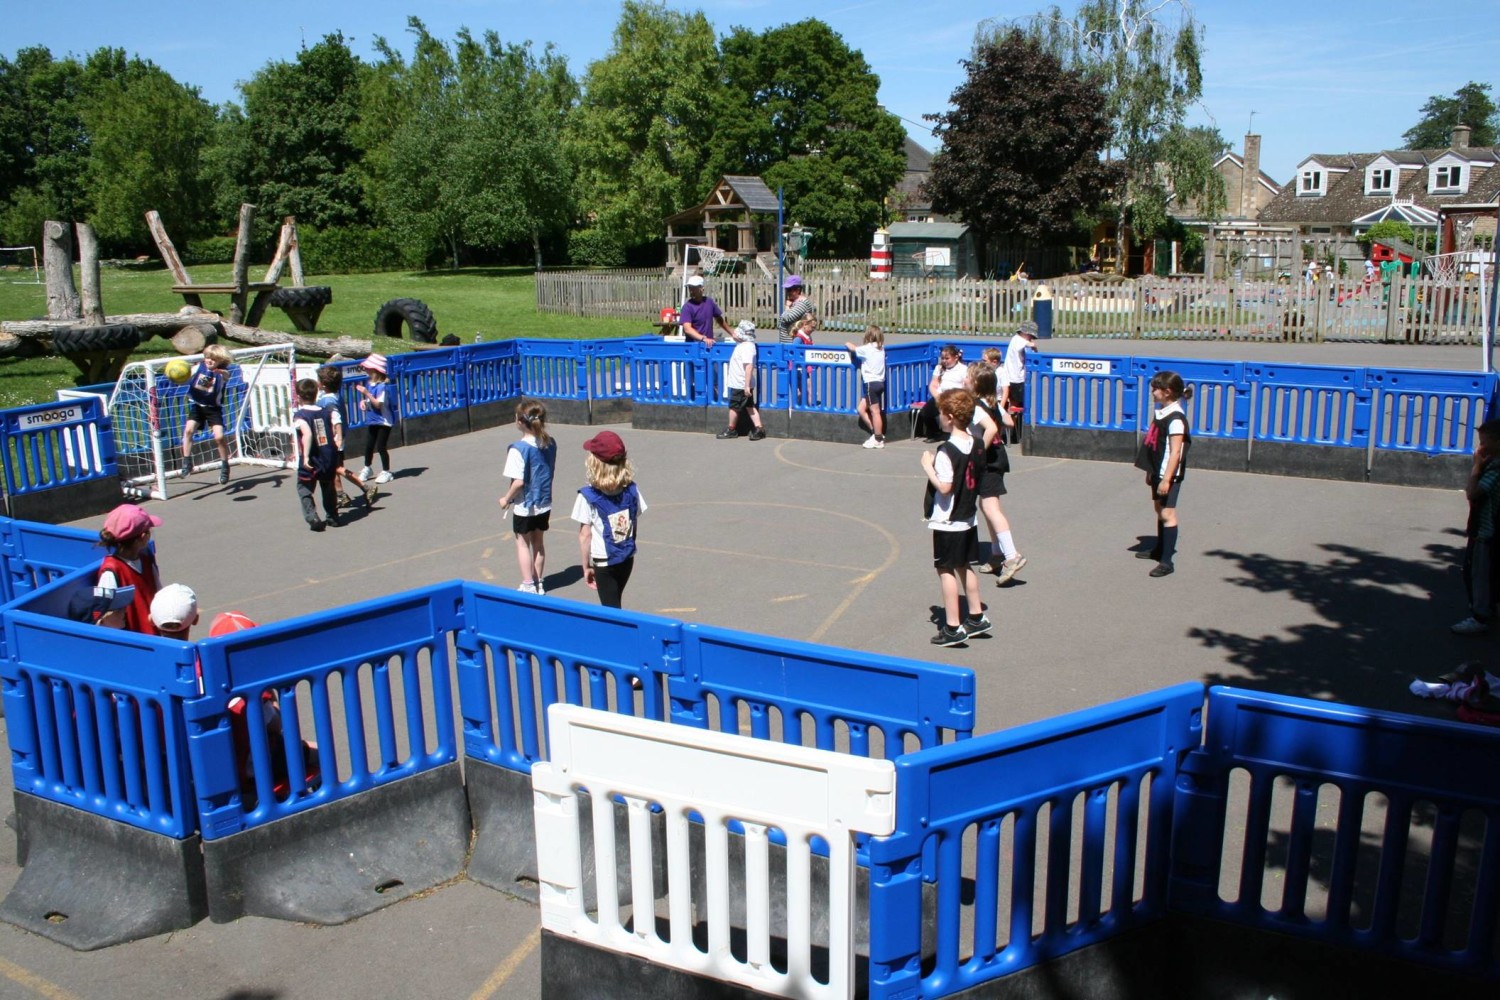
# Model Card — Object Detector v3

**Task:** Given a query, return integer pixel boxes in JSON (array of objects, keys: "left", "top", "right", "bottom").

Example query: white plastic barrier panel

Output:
[{"left": 532, "top": 704, "right": 896, "bottom": 999}]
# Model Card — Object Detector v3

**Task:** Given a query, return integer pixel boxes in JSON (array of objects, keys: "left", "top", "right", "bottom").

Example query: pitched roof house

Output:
[
  {"left": 1169, "top": 133, "right": 1282, "bottom": 227},
  {"left": 1258, "top": 126, "right": 1500, "bottom": 250}
]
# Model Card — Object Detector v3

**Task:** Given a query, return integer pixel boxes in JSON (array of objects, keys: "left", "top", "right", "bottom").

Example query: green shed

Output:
[{"left": 888, "top": 222, "right": 978, "bottom": 279}]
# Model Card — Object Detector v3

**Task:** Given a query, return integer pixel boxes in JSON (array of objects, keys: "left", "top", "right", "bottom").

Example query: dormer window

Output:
[
  {"left": 1435, "top": 164, "right": 1464, "bottom": 190},
  {"left": 1299, "top": 169, "right": 1324, "bottom": 196},
  {"left": 1367, "top": 168, "right": 1392, "bottom": 194}
]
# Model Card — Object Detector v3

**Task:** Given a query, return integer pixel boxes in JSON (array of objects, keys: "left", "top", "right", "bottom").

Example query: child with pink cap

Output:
[
  {"left": 353, "top": 353, "right": 396, "bottom": 484},
  {"left": 95, "top": 503, "right": 164, "bottom": 635}
]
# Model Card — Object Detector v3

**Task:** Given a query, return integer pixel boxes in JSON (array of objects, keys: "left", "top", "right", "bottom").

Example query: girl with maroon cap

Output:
[{"left": 571, "top": 431, "right": 647, "bottom": 609}]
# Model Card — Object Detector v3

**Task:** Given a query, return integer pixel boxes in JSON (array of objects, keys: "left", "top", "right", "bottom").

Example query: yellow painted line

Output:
[
  {"left": 771, "top": 440, "right": 1070, "bottom": 478},
  {"left": 0, "top": 957, "right": 81, "bottom": 1000},
  {"left": 478, "top": 567, "right": 494, "bottom": 581},
  {"left": 648, "top": 540, "right": 872, "bottom": 574},
  {"left": 770, "top": 594, "right": 807, "bottom": 603},
  {"left": 469, "top": 927, "right": 541, "bottom": 1000},
  {"left": 481, "top": 547, "right": 494, "bottom": 559},
  {"left": 657, "top": 607, "right": 697, "bottom": 614}
]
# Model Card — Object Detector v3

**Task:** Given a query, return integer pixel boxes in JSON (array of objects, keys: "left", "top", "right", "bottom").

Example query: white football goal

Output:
[
  {"left": 0, "top": 246, "right": 41, "bottom": 284},
  {"left": 108, "top": 344, "right": 315, "bottom": 500}
]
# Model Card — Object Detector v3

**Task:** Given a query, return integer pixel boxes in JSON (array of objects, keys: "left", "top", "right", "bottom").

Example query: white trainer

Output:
[
  {"left": 862, "top": 435, "right": 878, "bottom": 449},
  {"left": 358, "top": 466, "right": 373, "bottom": 482},
  {"left": 375, "top": 471, "right": 394, "bottom": 484}
]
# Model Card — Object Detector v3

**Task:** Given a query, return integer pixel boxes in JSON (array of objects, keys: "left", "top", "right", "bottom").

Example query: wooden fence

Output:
[{"left": 535, "top": 268, "right": 1496, "bottom": 344}]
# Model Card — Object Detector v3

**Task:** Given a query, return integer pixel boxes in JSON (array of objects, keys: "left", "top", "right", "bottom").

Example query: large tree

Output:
[
  {"left": 0, "top": 47, "right": 90, "bottom": 245},
  {"left": 363, "top": 19, "right": 577, "bottom": 269},
  {"left": 1403, "top": 82, "right": 1499, "bottom": 149},
  {"left": 82, "top": 60, "right": 215, "bottom": 246},
  {"left": 708, "top": 19, "right": 905, "bottom": 257},
  {"left": 924, "top": 30, "right": 1119, "bottom": 251},
  {"left": 220, "top": 33, "right": 372, "bottom": 233},
  {"left": 568, "top": 2, "right": 721, "bottom": 251},
  {"left": 1016, "top": 0, "right": 1216, "bottom": 269}
]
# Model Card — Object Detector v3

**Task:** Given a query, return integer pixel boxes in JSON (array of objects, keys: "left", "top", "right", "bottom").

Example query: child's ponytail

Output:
[{"left": 516, "top": 399, "right": 551, "bottom": 450}]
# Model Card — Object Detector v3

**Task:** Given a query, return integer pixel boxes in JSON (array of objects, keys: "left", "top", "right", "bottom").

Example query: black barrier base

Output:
[
  {"left": 942, "top": 913, "right": 1498, "bottom": 1000},
  {"left": 1249, "top": 439, "right": 1368, "bottom": 482},
  {"left": 589, "top": 397, "right": 633, "bottom": 425},
  {"left": 469, "top": 397, "right": 522, "bottom": 432},
  {"left": 1370, "top": 448, "right": 1470, "bottom": 488},
  {"left": 633, "top": 403, "right": 710, "bottom": 433},
  {"left": 6, "top": 476, "right": 124, "bottom": 525},
  {"left": 542, "top": 914, "right": 1498, "bottom": 1000},
  {"left": 788, "top": 408, "right": 870, "bottom": 445},
  {"left": 402, "top": 408, "right": 471, "bottom": 447},
  {"left": 465, "top": 758, "right": 665, "bottom": 907},
  {"left": 1188, "top": 436, "right": 1249, "bottom": 474},
  {"left": 542, "top": 928, "right": 799, "bottom": 1000},
  {"left": 203, "top": 761, "right": 470, "bottom": 925},
  {"left": 0, "top": 791, "right": 206, "bottom": 950},
  {"left": 1026, "top": 426, "right": 1137, "bottom": 464},
  {"left": 544, "top": 398, "right": 592, "bottom": 426}
]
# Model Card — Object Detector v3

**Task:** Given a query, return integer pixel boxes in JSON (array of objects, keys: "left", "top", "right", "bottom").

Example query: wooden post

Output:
[
  {"left": 229, "top": 203, "right": 256, "bottom": 324},
  {"left": 262, "top": 217, "right": 295, "bottom": 285},
  {"left": 75, "top": 222, "right": 106, "bottom": 325},
  {"left": 287, "top": 221, "right": 306, "bottom": 287},
  {"left": 43, "top": 221, "right": 82, "bottom": 320},
  {"left": 145, "top": 210, "right": 192, "bottom": 286}
]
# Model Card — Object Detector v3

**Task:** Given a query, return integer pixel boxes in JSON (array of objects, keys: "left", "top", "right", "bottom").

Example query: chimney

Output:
[
  {"left": 1241, "top": 134, "right": 1261, "bottom": 220},
  {"left": 1452, "top": 124, "right": 1472, "bottom": 149}
]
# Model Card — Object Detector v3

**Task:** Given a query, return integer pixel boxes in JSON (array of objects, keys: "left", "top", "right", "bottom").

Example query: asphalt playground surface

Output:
[{"left": 0, "top": 335, "right": 1491, "bottom": 999}]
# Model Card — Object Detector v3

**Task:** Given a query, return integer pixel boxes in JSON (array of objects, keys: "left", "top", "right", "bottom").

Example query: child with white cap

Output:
[
  {"left": 149, "top": 583, "right": 199, "bottom": 638},
  {"left": 716, "top": 320, "right": 767, "bottom": 441}
]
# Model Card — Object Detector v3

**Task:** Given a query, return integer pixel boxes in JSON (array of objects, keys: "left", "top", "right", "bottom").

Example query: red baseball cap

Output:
[
  {"left": 209, "top": 610, "right": 258, "bottom": 637},
  {"left": 583, "top": 430, "right": 627, "bottom": 463}
]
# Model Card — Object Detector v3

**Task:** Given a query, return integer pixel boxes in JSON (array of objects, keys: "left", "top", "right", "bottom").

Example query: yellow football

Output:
[{"left": 164, "top": 359, "right": 191, "bottom": 384}]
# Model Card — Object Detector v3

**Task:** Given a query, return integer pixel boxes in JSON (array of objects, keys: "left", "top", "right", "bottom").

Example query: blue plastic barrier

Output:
[
  {"left": 0, "top": 517, "right": 99, "bottom": 602},
  {"left": 1026, "top": 352, "right": 1138, "bottom": 432},
  {"left": 466, "top": 340, "right": 522, "bottom": 406},
  {"left": 1245, "top": 363, "right": 1371, "bottom": 448},
  {"left": 674, "top": 623, "right": 974, "bottom": 754},
  {"left": 585, "top": 340, "right": 640, "bottom": 405},
  {"left": 867, "top": 682, "right": 1204, "bottom": 1000},
  {"left": 389, "top": 348, "right": 466, "bottom": 420},
  {"left": 2, "top": 569, "right": 202, "bottom": 838},
  {"left": 1130, "top": 358, "right": 1250, "bottom": 442},
  {"left": 515, "top": 339, "right": 586, "bottom": 399},
  {"left": 188, "top": 582, "right": 464, "bottom": 835},
  {"left": 1172, "top": 687, "right": 1500, "bottom": 979},
  {"left": 0, "top": 396, "right": 117, "bottom": 497},
  {"left": 786, "top": 343, "right": 864, "bottom": 413},
  {"left": 706, "top": 341, "right": 786, "bottom": 409},
  {"left": 457, "top": 582, "right": 681, "bottom": 774},
  {"left": 625, "top": 340, "right": 705, "bottom": 405},
  {"left": 1366, "top": 368, "right": 1494, "bottom": 455},
  {"left": 884, "top": 343, "right": 940, "bottom": 412}
]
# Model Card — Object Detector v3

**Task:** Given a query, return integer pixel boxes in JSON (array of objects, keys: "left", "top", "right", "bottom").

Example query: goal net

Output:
[
  {"left": 109, "top": 344, "right": 312, "bottom": 500},
  {"left": 0, "top": 246, "right": 41, "bottom": 284}
]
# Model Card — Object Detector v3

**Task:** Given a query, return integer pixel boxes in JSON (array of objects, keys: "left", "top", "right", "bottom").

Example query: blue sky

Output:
[{"left": 9, "top": 1, "right": 1500, "bottom": 183}]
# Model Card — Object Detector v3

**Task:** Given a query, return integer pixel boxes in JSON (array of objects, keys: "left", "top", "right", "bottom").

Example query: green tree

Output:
[
  {"left": 708, "top": 20, "right": 905, "bottom": 257},
  {"left": 363, "top": 19, "right": 577, "bottom": 269},
  {"left": 568, "top": 1, "right": 721, "bottom": 251},
  {"left": 1403, "top": 82, "right": 1499, "bottom": 149},
  {"left": 223, "top": 33, "right": 372, "bottom": 233},
  {"left": 924, "top": 30, "right": 1119, "bottom": 252},
  {"left": 82, "top": 62, "right": 215, "bottom": 248},
  {"left": 1015, "top": 0, "right": 1214, "bottom": 270},
  {"left": 0, "top": 47, "right": 90, "bottom": 244},
  {"left": 1359, "top": 219, "right": 1415, "bottom": 252}
]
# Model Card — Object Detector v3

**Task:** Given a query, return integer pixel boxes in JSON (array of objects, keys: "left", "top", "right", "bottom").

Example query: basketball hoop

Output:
[{"left": 1425, "top": 249, "right": 1491, "bottom": 284}]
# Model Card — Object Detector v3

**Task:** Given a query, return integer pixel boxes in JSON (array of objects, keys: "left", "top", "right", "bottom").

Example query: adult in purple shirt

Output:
[{"left": 678, "top": 276, "right": 734, "bottom": 345}]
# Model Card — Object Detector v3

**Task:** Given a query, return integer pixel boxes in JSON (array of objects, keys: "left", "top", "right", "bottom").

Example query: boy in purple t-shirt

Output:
[{"left": 678, "top": 276, "right": 734, "bottom": 345}]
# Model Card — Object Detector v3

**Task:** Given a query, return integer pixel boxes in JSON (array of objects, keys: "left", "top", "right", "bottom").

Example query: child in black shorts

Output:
[{"left": 921, "top": 388, "right": 990, "bottom": 647}]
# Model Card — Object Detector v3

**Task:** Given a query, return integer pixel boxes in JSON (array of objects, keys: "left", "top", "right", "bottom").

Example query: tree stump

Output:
[{"left": 171, "top": 325, "right": 215, "bottom": 355}]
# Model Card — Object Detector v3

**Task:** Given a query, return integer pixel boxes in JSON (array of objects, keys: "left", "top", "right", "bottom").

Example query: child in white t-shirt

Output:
[
  {"left": 716, "top": 320, "right": 767, "bottom": 441},
  {"left": 845, "top": 325, "right": 886, "bottom": 448}
]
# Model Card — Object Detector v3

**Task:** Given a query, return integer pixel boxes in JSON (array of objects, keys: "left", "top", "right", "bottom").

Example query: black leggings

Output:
[
  {"left": 364, "top": 425, "right": 392, "bottom": 470},
  {"left": 593, "top": 557, "right": 634, "bottom": 609}
]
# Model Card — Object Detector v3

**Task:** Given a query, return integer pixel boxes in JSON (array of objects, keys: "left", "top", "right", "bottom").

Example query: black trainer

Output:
[
  {"left": 716, "top": 428, "right": 738, "bottom": 439},
  {"left": 218, "top": 465, "right": 230, "bottom": 484},
  {"left": 1149, "top": 562, "right": 1174, "bottom": 578},
  {"left": 748, "top": 428, "right": 766, "bottom": 441},
  {"left": 308, "top": 519, "right": 325, "bottom": 532},
  {"left": 930, "top": 623, "right": 968, "bottom": 647},
  {"left": 961, "top": 614, "right": 992, "bottom": 638},
  {"left": 1135, "top": 548, "right": 1162, "bottom": 560},
  {"left": 181, "top": 455, "right": 194, "bottom": 476}
]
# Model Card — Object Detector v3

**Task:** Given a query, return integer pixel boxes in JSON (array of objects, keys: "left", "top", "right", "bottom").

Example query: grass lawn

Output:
[{"left": 0, "top": 265, "right": 657, "bottom": 408}]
